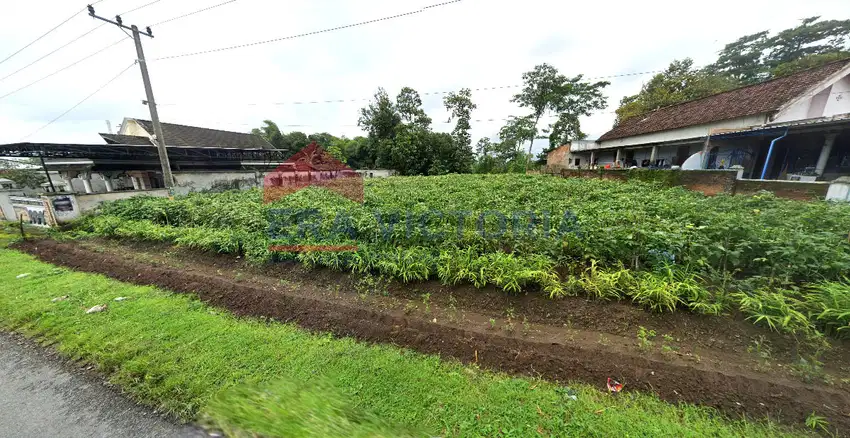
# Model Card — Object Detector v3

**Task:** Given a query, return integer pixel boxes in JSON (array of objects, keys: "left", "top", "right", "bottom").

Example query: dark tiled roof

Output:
[
  {"left": 133, "top": 119, "right": 274, "bottom": 149},
  {"left": 598, "top": 59, "right": 850, "bottom": 142},
  {"left": 99, "top": 133, "right": 155, "bottom": 146}
]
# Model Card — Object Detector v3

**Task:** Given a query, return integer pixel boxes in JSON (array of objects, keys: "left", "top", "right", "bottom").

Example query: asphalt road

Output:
[{"left": 0, "top": 331, "right": 205, "bottom": 438}]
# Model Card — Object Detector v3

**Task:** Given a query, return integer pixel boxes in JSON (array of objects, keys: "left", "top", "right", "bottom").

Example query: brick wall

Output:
[
  {"left": 543, "top": 166, "right": 829, "bottom": 200},
  {"left": 733, "top": 179, "right": 829, "bottom": 200},
  {"left": 546, "top": 147, "right": 571, "bottom": 167},
  {"left": 677, "top": 170, "right": 738, "bottom": 196}
]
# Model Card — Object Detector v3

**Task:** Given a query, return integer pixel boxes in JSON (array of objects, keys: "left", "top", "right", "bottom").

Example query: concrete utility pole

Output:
[{"left": 87, "top": 5, "right": 174, "bottom": 188}]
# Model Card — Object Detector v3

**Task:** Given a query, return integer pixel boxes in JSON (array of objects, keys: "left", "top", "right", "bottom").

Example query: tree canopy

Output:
[
  {"left": 616, "top": 17, "right": 850, "bottom": 124},
  {"left": 0, "top": 158, "right": 45, "bottom": 189}
]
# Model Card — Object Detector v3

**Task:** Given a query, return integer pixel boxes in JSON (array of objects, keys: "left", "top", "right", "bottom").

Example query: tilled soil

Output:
[{"left": 13, "top": 238, "right": 850, "bottom": 430}]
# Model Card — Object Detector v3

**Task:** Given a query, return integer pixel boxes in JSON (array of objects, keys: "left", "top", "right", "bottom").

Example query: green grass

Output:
[{"left": 0, "top": 248, "right": 804, "bottom": 437}]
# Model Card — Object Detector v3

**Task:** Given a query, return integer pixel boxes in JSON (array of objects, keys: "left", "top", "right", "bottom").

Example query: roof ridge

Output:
[
  {"left": 638, "top": 57, "right": 850, "bottom": 116},
  {"left": 136, "top": 118, "right": 255, "bottom": 136}
]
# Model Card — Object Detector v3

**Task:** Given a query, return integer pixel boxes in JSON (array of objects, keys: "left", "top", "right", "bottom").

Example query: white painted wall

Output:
[
  {"left": 598, "top": 114, "right": 768, "bottom": 149},
  {"left": 824, "top": 75, "right": 850, "bottom": 117},
  {"left": 172, "top": 170, "right": 264, "bottom": 195},
  {"left": 355, "top": 169, "right": 396, "bottom": 178},
  {"left": 773, "top": 73, "right": 850, "bottom": 122},
  {"left": 74, "top": 190, "right": 170, "bottom": 213},
  {"left": 119, "top": 119, "right": 151, "bottom": 137},
  {"left": 0, "top": 191, "right": 24, "bottom": 221},
  {"left": 43, "top": 190, "right": 170, "bottom": 224}
]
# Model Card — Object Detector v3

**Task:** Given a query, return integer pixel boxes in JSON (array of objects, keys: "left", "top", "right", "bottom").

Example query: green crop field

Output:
[
  {"left": 75, "top": 174, "right": 850, "bottom": 340},
  {"left": 0, "top": 248, "right": 802, "bottom": 437}
]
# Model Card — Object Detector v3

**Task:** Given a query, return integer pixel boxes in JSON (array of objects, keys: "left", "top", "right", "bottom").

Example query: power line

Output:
[
  {"left": 20, "top": 62, "right": 136, "bottom": 141},
  {"left": 0, "top": 24, "right": 107, "bottom": 83},
  {"left": 155, "top": 69, "right": 667, "bottom": 107},
  {"left": 120, "top": 0, "right": 164, "bottom": 16},
  {"left": 151, "top": 0, "right": 237, "bottom": 26},
  {"left": 0, "top": 38, "right": 127, "bottom": 101},
  {"left": 0, "top": 0, "right": 108, "bottom": 67},
  {"left": 154, "top": 0, "right": 464, "bottom": 61},
  {"left": 0, "top": 0, "right": 167, "bottom": 85}
]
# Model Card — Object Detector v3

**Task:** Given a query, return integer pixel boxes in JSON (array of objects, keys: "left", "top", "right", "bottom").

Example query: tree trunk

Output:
[
  {"left": 527, "top": 114, "right": 541, "bottom": 157},
  {"left": 524, "top": 115, "right": 541, "bottom": 172}
]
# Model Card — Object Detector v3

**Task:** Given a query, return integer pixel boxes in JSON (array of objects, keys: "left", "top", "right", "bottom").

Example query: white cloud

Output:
[{"left": 0, "top": 0, "right": 846, "bottom": 150}]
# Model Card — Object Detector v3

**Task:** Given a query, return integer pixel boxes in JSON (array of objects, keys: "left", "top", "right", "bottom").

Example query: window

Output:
[{"left": 574, "top": 158, "right": 581, "bottom": 167}]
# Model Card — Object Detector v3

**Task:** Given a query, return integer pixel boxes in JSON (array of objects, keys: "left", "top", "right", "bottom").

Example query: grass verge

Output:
[{"left": 0, "top": 247, "right": 805, "bottom": 437}]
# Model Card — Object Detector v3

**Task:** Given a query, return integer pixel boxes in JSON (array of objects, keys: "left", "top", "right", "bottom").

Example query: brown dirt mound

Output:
[{"left": 13, "top": 239, "right": 850, "bottom": 431}]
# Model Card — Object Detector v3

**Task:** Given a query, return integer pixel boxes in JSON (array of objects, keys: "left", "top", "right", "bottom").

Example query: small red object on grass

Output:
[{"left": 607, "top": 377, "right": 623, "bottom": 393}]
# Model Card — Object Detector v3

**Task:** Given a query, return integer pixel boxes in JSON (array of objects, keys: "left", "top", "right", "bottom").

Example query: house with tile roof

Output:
[
  {"left": 103, "top": 118, "right": 274, "bottom": 150},
  {"left": 557, "top": 59, "right": 850, "bottom": 181}
]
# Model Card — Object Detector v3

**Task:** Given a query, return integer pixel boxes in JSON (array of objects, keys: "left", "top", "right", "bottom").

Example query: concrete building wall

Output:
[
  {"left": 597, "top": 114, "right": 768, "bottom": 149},
  {"left": 172, "top": 170, "right": 264, "bottom": 195},
  {"left": 43, "top": 190, "right": 170, "bottom": 225},
  {"left": 546, "top": 145, "right": 571, "bottom": 167},
  {"left": 119, "top": 119, "right": 150, "bottom": 137},
  {"left": 354, "top": 169, "right": 396, "bottom": 178},
  {"left": 773, "top": 73, "right": 850, "bottom": 122},
  {"left": 0, "top": 191, "right": 24, "bottom": 221},
  {"left": 824, "top": 76, "right": 850, "bottom": 117}
]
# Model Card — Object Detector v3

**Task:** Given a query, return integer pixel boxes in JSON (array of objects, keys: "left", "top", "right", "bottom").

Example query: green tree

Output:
[
  {"left": 510, "top": 64, "right": 563, "bottom": 156},
  {"left": 281, "top": 132, "right": 309, "bottom": 152},
  {"left": 358, "top": 88, "right": 402, "bottom": 141},
  {"left": 396, "top": 87, "right": 432, "bottom": 129},
  {"left": 251, "top": 120, "right": 285, "bottom": 150},
  {"left": 511, "top": 64, "right": 609, "bottom": 157},
  {"left": 764, "top": 17, "right": 850, "bottom": 68},
  {"left": 307, "top": 132, "right": 339, "bottom": 148},
  {"left": 0, "top": 158, "right": 45, "bottom": 189},
  {"left": 708, "top": 31, "right": 770, "bottom": 84},
  {"left": 615, "top": 59, "right": 737, "bottom": 124},
  {"left": 544, "top": 75, "right": 609, "bottom": 149},
  {"left": 443, "top": 88, "right": 477, "bottom": 173},
  {"left": 499, "top": 115, "right": 537, "bottom": 152},
  {"left": 772, "top": 51, "right": 850, "bottom": 78},
  {"left": 332, "top": 136, "right": 373, "bottom": 169}
]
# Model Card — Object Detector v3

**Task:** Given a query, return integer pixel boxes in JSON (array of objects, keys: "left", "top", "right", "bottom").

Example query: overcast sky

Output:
[{"left": 0, "top": 0, "right": 847, "bottom": 153}]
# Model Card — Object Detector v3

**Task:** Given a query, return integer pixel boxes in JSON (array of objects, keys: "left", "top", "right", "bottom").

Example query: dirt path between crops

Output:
[{"left": 14, "top": 239, "right": 850, "bottom": 431}]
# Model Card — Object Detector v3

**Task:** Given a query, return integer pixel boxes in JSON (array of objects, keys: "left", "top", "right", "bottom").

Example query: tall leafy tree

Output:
[
  {"left": 510, "top": 64, "right": 563, "bottom": 156},
  {"left": 764, "top": 17, "right": 850, "bottom": 68},
  {"left": 0, "top": 158, "right": 45, "bottom": 189},
  {"left": 251, "top": 120, "right": 285, "bottom": 149},
  {"left": 772, "top": 51, "right": 850, "bottom": 78},
  {"left": 281, "top": 132, "right": 309, "bottom": 151},
  {"left": 396, "top": 87, "right": 432, "bottom": 129},
  {"left": 498, "top": 116, "right": 536, "bottom": 156},
  {"left": 708, "top": 31, "right": 770, "bottom": 84},
  {"left": 443, "top": 88, "right": 477, "bottom": 173},
  {"left": 511, "top": 64, "right": 609, "bottom": 157},
  {"left": 358, "top": 88, "right": 402, "bottom": 141},
  {"left": 615, "top": 59, "right": 737, "bottom": 124},
  {"left": 544, "top": 75, "right": 609, "bottom": 149}
]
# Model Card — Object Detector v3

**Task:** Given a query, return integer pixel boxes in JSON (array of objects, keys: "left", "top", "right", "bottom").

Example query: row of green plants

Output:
[
  {"left": 77, "top": 185, "right": 850, "bottom": 340},
  {"left": 74, "top": 174, "right": 850, "bottom": 338}
]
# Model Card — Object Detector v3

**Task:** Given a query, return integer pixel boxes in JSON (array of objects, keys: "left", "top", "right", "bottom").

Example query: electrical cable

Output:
[
  {"left": 154, "top": 0, "right": 463, "bottom": 61},
  {"left": 0, "top": 38, "right": 127, "bottom": 101},
  {"left": 151, "top": 0, "right": 237, "bottom": 26},
  {"left": 154, "top": 69, "right": 667, "bottom": 108},
  {"left": 0, "top": 0, "right": 167, "bottom": 84},
  {"left": 20, "top": 62, "right": 137, "bottom": 140},
  {"left": 0, "top": 0, "right": 107, "bottom": 67}
]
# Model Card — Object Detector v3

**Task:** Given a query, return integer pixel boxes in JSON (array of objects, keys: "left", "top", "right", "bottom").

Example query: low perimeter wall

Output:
[
  {"left": 42, "top": 189, "right": 170, "bottom": 225},
  {"left": 544, "top": 166, "right": 830, "bottom": 200}
]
